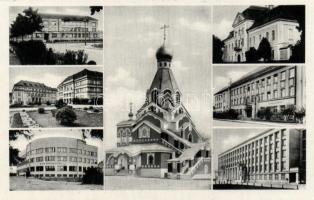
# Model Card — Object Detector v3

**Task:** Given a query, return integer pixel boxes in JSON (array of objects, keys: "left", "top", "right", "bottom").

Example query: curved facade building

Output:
[{"left": 17, "top": 137, "right": 98, "bottom": 179}]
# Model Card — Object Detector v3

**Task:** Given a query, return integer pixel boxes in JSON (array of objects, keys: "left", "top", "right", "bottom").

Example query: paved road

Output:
[
  {"left": 213, "top": 119, "right": 305, "bottom": 128},
  {"left": 105, "top": 176, "right": 211, "bottom": 190}
]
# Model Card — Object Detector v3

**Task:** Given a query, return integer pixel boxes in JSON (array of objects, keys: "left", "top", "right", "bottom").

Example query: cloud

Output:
[
  {"left": 178, "top": 17, "right": 210, "bottom": 33},
  {"left": 213, "top": 18, "right": 233, "bottom": 40},
  {"left": 106, "top": 67, "right": 138, "bottom": 89},
  {"left": 172, "top": 60, "right": 188, "bottom": 72}
]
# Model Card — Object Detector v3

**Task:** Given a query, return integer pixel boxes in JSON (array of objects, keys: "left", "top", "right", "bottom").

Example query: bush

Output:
[
  {"left": 46, "top": 101, "right": 51, "bottom": 106},
  {"left": 82, "top": 167, "right": 103, "bottom": 185},
  {"left": 51, "top": 109, "right": 57, "bottom": 117},
  {"left": 89, "top": 106, "right": 94, "bottom": 110},
  {"left": 11, "top": 113, "right": 23, "bottom": 128},
  {"left": 93, "top": 109, "right": 100, "bottom": 113},
  {"left": 55, "top": 99, "right": 67, "bottom": 109},
  {"left": 295, "top": 107, "right": 305, "bottom": 123},
  {"left": 281, "top": 106, "right": 295, "bottom": 121},
  {"left": 11, "top": 40, "right": 57, "bottom": 64},
  {"left": 245, "top": 47, "right": 259, "bottom": 63},
  {"left": 213, "top": 109, "right": 239, "bottom": 120},
  {"left": 37, "top": 102, "right": 42, "bottom": 106},
  {"left": 264, "top": 107, "right": 273, "bottom": 120},
  {"left": 55, "top": 107, "right": 77, "bottom": 125},
  {"left": 38, "top": 107, "right": 45, "bottom": 114},
  {"left": 60, "top": 50, "right": 88, "bottom": 65},
  {"left": 83, "top": 107, "right": 88, "bottom": 111}
]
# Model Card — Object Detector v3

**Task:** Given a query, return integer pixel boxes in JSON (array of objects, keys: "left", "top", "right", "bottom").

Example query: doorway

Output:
[{"left": 237, "top": 55, "right": 241, "bottom": 62}]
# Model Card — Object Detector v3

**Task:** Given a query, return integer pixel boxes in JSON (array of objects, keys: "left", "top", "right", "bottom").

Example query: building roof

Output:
[
  {"left": 106, "top": 143, "right": 173, "bottom": 157},
  {"left": 222, "top": 31, "right": 234, "bottom": 42},
  {"left": 39, "top": 13, "right": 97, "bottom": 21},
  {"left": 149, "top": 67, "right": 180, "bottom": 92},
  {"left": 247, "top": 5, "right": 303, "bottom": 32},
  {"left": 117, "top": 119, "right": 136, "bottom": 126},
  {"left": 214, "top": 66, "right": 286, "bottom": 95},
  {"left": 14, "top": 80, "right": 57, "bottom": 91},
  {"left": 59, "top": 69, "right": 102, "bottom": 86},
  {"left": 241, "top": 6, "right": 269, "bottom": 21},
  {"left": 218, "top": 129, "right": 273, "bottom": 157}
]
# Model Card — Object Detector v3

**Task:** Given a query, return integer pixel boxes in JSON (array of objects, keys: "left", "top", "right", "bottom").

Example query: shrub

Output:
[
  {"left": 46, "top": 101, "right": 51, "bottom": 106},
  {"left": 51, "top": 109, "right": 57, "bottom": 117},
  {"left": 89, "top": 106, "right": 94, "bottom": 110},
  {"left": 93, "top": 109, "right": 100, "bottom": 113},
  {"left": 60, "top": 50, "right": 88, "bottom": 65},
  {"left": 55, "top": 99, "right": 67, "bottom": 109},
  {"left": 281, "top": 106, "right": 295, "bottom": 121},
  {"left": 38, "top": 107, "right": 45, "bottom": 114},
  {"left": 11, "top": 113, "right": 23, "bottom": 128},
  {"left": 245, "top": 47, "right": 259, "bottom": 63},
  {"left": 83, "top": 107, "right": 88, "bottom": 111},
  {"left": 55, "top": 107, "right": 77, "bottom": 125},
  {"left": 82, "top": 167, "right": 103, "bottom": 185},
  {"left": 37, "top": 102, "right": 42, "bottom": 106},
  {"left": 264, "top": 107, "right": 273, "bottom": 120},
  {"left": 213, "top": 109, "right": 239, "bottom": 120}
]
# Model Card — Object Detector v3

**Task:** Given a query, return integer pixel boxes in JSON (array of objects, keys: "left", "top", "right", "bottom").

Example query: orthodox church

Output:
[{"left": 105, "top": 32, "right": 210, "bottom": 179}]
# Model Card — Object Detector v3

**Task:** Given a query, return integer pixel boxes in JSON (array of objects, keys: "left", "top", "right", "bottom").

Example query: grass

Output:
[{"left": 27, "top": 109, "right": 102, "bottom": 127}]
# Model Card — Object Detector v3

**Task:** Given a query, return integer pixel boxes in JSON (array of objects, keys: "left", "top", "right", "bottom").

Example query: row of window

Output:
[
  {"left": 30, "top": 165, "right": 92, "bottom": 172},
  {"left": 27, "top": 147, "right": 97, "bottom": 157},
  {"left": 29, "top": 156, "right": 97, "bottom": 164}
]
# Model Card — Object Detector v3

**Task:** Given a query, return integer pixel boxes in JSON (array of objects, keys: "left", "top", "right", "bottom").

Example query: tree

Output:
[
  {"left": 55, "top": 106, "right": 77, "bottom": 125},
  {"left": 23, "top": 7, "right": 43, "bottom": 39},
  {"left": 257, "top": 38, "right": 271, "bottom": 62},
  {"left": 90, "top": 6, "right": 103, "bottom": 15},
  {"left": 10, "top": 7, "right": 43, "bottom": 40},
  {"left": 212, "top": 35, "right": 224, "bottom": 63},
  {"left": 245, "top": 47, "right": 259, "bottom": 63}
]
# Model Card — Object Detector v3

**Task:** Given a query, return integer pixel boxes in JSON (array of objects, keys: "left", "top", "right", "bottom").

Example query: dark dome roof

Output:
[{"left": 156, "top": 45, "right": 173, "bottom": 61}]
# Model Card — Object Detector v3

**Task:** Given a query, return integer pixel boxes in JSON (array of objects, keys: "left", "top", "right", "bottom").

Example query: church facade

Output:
[
  {"left": 105, "top": 44, "right": 210, "bottom": 179},
  {"left": 222, "top": 6, "right": 302, "bottom": 62}
]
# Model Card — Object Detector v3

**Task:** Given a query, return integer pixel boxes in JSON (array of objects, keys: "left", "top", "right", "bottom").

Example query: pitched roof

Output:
[
  {"left": 215, "top": 66, "right": 286, "bottom": 94},
  {"left": 149, "top": 68, "right": 180, "bottom": 92},
  {"left": 247, "top": 5, "right": 303, "bottom": 32},
  {"left": 59, "top": 69, "right": 102, "bottom": 86},
  {"left": 14, "top": 80, "right": 57, "bottom": 91},
  {"left": 39, "top": 13, "right": 97, "bottom": 21}
]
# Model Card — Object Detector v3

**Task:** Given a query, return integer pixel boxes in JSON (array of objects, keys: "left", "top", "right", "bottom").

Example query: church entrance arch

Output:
[{"left": 117, "top": 154, "right": 129, "bottom": 171}]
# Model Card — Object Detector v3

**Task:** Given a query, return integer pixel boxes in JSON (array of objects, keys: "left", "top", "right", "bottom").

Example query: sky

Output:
[
  {"left": 212, "top": 128, "right": 270, "bottom": 171},
  {"left": 9, "top": 6, "right": 103, "bottom": 31},
  {"left": 9, "top": 129, "right": 104, "bottom": 162},
  {"left": 9, "top": 67, "right": 103, "bottom": 91},
  {"left": 213, "top": 65, "right": 262, "bottom": 94},
  {"left": 103, "top": 6, "right": 212, "bottom": 149},
  {"left": 213, "top": 6, "right": 249, "bottom": 40}
]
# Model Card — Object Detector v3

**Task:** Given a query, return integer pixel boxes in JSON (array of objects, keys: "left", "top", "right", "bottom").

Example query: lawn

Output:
[
  {"left": 10, "top": 176, "right": 103, "bottom": 191},
  {"left": 27, "top": 109, "right": 103, "bottom": 127}
]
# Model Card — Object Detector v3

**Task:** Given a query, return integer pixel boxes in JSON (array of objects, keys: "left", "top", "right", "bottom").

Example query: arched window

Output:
[
  {"left": 139, "top": 126, "right": 150, "bottom": 138},
  {"left": 175, "top": 92, "right": 180, "bottom": 103},
  {"left": 163, "top": 89, "right": 172, "bottom": 96},
  {"left": 151, "top": 90, "right": 158, "bottom": 103},
  {"left": 147, "top": 153, "right": 155, "bottom": 165},
  {"left": 188, "top": 133, "right": 193, "bottom": 142}
]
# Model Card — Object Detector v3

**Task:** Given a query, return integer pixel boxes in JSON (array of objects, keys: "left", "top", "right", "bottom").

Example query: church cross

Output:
[{"left": 160, "top": 24, "right": 170, "bottom": 45}]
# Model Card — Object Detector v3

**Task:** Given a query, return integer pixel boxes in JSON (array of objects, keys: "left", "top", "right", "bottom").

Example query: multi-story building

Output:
[
  {"left": 214, "top": 65, "right": 305, "bottom": 119},
  {"left": 27, "top": 13, "right": 101, "bottom": 42},
  {"left": 222, "top": 5, "right": 302, "bottom": 62},
  {"left": 105, "top": 42, "right": 210, "bottom": 179},
  {"left": 11, "top": 80, "right": 57, "bottom": 105},
  {"left": 57, "top": 69, "right": 103, "bottom": 104},
  {"left": 217, "top": 129, "right": 306, "bottom": 184},
  {"left": 17, "top": 137, "right": 98, "bottom": 179}
]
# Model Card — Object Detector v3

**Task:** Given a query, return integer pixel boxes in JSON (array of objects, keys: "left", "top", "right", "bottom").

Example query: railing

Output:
[
  {"left": 187, "top": 157, "right": 205, "bottom": 176},
  {"left": 161, "top": 139, "right": 183, "bottom": 153}
]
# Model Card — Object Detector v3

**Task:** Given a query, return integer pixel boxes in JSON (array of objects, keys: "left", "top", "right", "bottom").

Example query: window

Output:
[
  {"left": 274, "top": 90, "right": 278, "bottom": 99},
  {"left": 69, "top": 148, "right": 77, "bottom": 153},
  {"left": 139, "top": 126, "right": 150, "bottom": 138},
  {"left": 69, "top": 166, "right": 77, "bottom": 171},
  {"left": 289, "top": 87, "right": 295, "bottom": 96},
  {"left": 57, "top": 147, "right": 67, "bottom": 153},
  {"left": 281, "top": 88, "right": 286, "bottom": 98},
  {"left": 45, "top": 156, "right": 55, "bottom": 161},
  {"left": 36, "top": 166, "right": 43, "bottom": 171},
  {"left": 267, "top": 92, "right": 271, "bottom": 100},
  {"left": 45, "top": 147, "right": 55, "bottom": 153},
  {"left": 272, "top": 30, "right": 275, "bottom": 40},
  {"left": 289, "top": 68, "right": 295, "bottom": 78},
  {"left": 45, "top": 166, "right": 55, "bottom": 171},
  {"left": 36, "top": 157, "right": 43, "bottom": 162},
  {"left": 281, "top": 71, "right": 286, "bottom": 80},
  {"left": 36, "top": 148, "right": 43, "bottom": 154},
  {"left": 57, "top": 166, "right": 67, "bottom": 171},
  {"left": 266, "top": 32, "right": 269, "bottom": 39}
]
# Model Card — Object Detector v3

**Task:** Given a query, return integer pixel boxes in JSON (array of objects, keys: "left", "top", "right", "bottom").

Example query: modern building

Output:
[
  {"left": 57, "top": 69, "right": 103, "bottom": 104},
  {"left": 11, "top": 80, "right": 57, "bottom": 105},
  {"left": 17, "top": 137, "right": 98, "bottom": 179},
  {"left": 28, "top": 13, "right": 101, "bottom": 42},
  {"left": 222, "top": 5, "right": 302, "bottom": 62},
  {"left": 217, "top": 129, "right": 306, "bottom": 184},
  {"left": 214, "top": 65, "right": 305, "bottom": 119},
  {"left": 105, "top": 43, "right": 210, "bottom": 179}
]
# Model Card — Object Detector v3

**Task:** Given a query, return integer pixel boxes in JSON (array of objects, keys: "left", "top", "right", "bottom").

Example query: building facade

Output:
[
  {"left": 20, "top": 13, "right": 102, "bottom": 42},
  {"left": 222, "top": 6, "right": 302, "bottom": 62},
  {"left": 11, "top": 80, "right": 57, "bottom": 105},
  {"left": 105, "top": 44, "right": 210, "bottom": 179},
  {"left": 217, "top": 129, "right": 306, "bottom": 184},
  {"left": 57, "top": 69, "right": 103, "bottom": 104},
  {"left": 214, "top": 65, "right": 305, "bottom": 119},
  {"left": 17, "top": 137, "right": 98, "bottom": 179}
]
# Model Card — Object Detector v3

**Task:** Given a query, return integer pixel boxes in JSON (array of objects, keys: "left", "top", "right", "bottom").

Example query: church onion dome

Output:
[{"left": 156, "top": 45, "right": 173, "bottom": 61}]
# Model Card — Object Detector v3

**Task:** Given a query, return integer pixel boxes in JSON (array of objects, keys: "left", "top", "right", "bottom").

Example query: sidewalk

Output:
[{"left": 215, "top": 118, "right": 305, "bottom": 127}]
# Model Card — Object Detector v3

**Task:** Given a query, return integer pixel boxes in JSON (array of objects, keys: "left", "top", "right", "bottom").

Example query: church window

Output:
[
  {"left": 188, "top": 133, "right": 193, "bottom": 142},
  {"left": 139, "top": 126, "right": 150, "bottom": 138},
  {"left": 147, "top": 153, "right": 155, "bottom": 165},
  {"left": 151, "top": 90, "right": 158, "bottom": 103},
  {"left": 163, "top": 89, "right": 172, "bottom": 96},
  {"left": 175, "top": 92, "right": 180, "bottom": 103}
]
